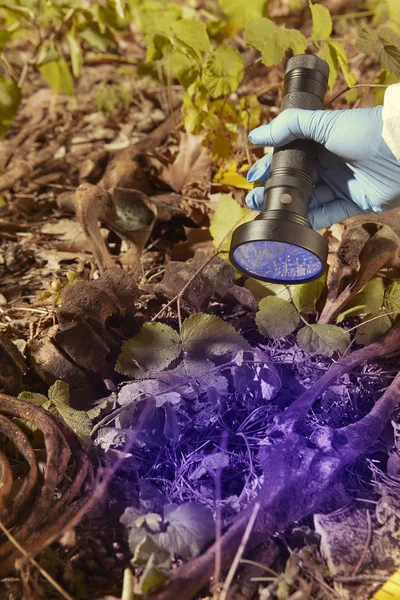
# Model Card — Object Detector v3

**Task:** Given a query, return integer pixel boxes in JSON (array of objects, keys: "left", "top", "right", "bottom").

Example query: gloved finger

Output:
[
  {"left": 245, "top": 186, "right": 264, "bottom": 210},
  {"left": 247, "top": 153, "right": 273, "bottom": 182},
  {"left": 248, "top": 108, "right": 338, "bottom": 147},
  {"left": 309, "top": 184, "right": 337, "bottom": 209},
  {"left": 309, "top": 198, "right": 366, "bottom": 230}
]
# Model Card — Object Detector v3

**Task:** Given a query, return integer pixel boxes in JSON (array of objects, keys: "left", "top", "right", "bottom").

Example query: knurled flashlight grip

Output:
[{"left": 263, "top": 54, "right": 329, "bottom": 221}]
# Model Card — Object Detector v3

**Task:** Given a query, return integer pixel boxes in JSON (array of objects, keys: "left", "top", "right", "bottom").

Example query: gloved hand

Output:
[{"left": 245, "top": 105, "right": 400, "bottom": 230}]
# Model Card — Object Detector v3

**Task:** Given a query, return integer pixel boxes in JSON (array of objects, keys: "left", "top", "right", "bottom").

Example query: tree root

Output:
[
  {"left": 0, "top": 394, "right": 94, "bottom": 577},
  {"left": 145, "top": 322, "right": 400, "bottom": 600}
]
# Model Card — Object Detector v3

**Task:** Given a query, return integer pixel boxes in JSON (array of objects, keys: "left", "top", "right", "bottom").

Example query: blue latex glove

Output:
[{"left": 246, "top": 106, "right": 400, "bottom": 229}]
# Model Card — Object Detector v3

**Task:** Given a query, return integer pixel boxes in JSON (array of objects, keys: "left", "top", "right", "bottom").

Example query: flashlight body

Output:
[{"left": 263, "top": 54, "right": 329, "bottom": 219}]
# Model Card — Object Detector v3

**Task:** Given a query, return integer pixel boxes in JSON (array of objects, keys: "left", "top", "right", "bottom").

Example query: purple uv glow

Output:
[{"left": 233, "top": 240, "right": 323, "bottom": 282}]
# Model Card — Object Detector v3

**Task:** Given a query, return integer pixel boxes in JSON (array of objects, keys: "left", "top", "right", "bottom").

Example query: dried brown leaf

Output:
[
  {"left": 161, "top": 134, "right": 212, "bottom": 194},
  {"left": 154, "top": 249, "right": 256, "bottom": 312},
  {"left": 0, "top": 333, "right": 26, "bottom": 395},
  {"left": 319, "top": 223, "right": 400, "bottom": 324}
]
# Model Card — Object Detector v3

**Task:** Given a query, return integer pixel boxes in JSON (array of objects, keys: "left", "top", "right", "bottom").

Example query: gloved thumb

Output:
[{"left": 248, "top": 108, "right": 337, "bottom": 147}]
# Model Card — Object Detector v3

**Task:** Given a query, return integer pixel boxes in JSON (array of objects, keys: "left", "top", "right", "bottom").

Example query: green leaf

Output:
[
  {"left": 355, "top": 26, "right": 381, "bottom": 55},
  {"left": 379, "top": 44, "right": 400, "bottom": 78},
  {"left": 122, "top": 502, "right": 215, "bottom": 560},
  {"left": 245, "top": 18, "right": 306, "bottom": 66},
  {"left": 210, "top": 193, "right": 252, "bottom": 252},
  {"left": 67, "top": 33, "right": 82, "bottom": 78},
  {"left": 244, "top": 279, "right": 292, "bottom": 302},
  {"left": 329, "top": 41, "right": 356, "bottom": 87},
  {"left": 0, "top": 77, "right": 21, "bottom": 137},
  {"left": 380, "top": 26, "right": 400, "bottom": 49},
  {"left": 309, "top": 1, "right": 332, "bottom": 40},
  {"left": 139, "top": 554, "right": 169, "bottom": 594},
  {"left": 238, "top": 94, "right": 261, "bottom": 129},
  {"left": 336, "top": 277, "right": 385, "bottom": 323},
  {"left": 132, "top": 536, "right": 171, "bottom": 568},
  {"left": 384, "top": 280, "right": 400, "bottom": 317},
  {"left": 39, "top": 59, "right": 74, "bottom": 95},
  {"left": 296, "top": 324, "right": 350, "bottom": 357},
  {"left": 388, "top": 0, "right": 400, "bottom": 22},
  {"left": 116, "top": 323, "right": 181, "bottom": 376},
  {"left": 17, "top": 391, "right": 52, "bottom": 431},
  {"left": 0, "top": 3, "right": 34, "bottom": 19},
  {"left": 181, "top": 313, "right": 250, "bottom": 358},
  {"left": 280, "top": 27, "right": 308, "bottom": 55},
  {"left": 290, "top": 271, "right": 326, "bottom": 314},
  {"left": 354, "top": 314, "right": 392, "bottom": 346},
  {"left": 170, "top": 18, "right": 209, "bottom": 55},
  {"left": 245, "top": 18, "right": 287, "bottom": 66},
  {"left": 218, "top": 0, "right": 267, "bottom": 31},
  {"left": 111, "top": 0, "right": 125, "bottom": 19},
  {"left": 48, "top": 380, "right": 93, "bottom": 439},
  {"left": 152, "top": 502, "right": 215, "bottom": 559},
  {"left": 167, "top": 50, "right": 200, "bottom": 89},
  {"left": 290, "top": 0, "right": 304, "bottom": 8},
  {"left": 146, "top": 31, "right": 173, "bottom": 62},
  {"left": 79, "top": 23, "right": 114, "bottom": 52},
  {"left": 134, "top": 2, "right": 182, "bottom": 36},
  {"left": 355, "top": 25, "right": 400, "bottom": 77},
  {"left": 18, "top": 391, "right": 50, "bottom": 407},
  {"left": 256, "top": 297, "right": 300, "bottom": 339},
  {"left": 36, "top": 42, "right": 60, "bottom": 67},
  {"left": 0, "top": 30, "right": 11, "bottom": 51},
  {"left": 203, "top": 45, "right": 244, "bottom": 98},
  {"left": 94, "top": 82, "right": 117, "bottom": 114},
  {"left": 321, "top": 42, "right": 338, "bottom": 89}
]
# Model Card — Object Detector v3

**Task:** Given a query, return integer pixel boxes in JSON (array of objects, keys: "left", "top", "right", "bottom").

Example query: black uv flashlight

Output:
[{"left": 229, "top": 54, "right": 330, "bottom": 284}]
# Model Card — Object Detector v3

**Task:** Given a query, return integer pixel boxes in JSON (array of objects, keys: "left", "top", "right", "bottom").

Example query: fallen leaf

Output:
[
  {"left": 0, "top": 333, "right": 26, "bottom": 395},
  {"left": 161, "top": 133, "right": 212, "bottom": 194},
  {"left": 319, "top": 224, "right": 400, "bottom": 324},
  {"left": 154, "top": 248, "right": 257, "bottom": 312}
]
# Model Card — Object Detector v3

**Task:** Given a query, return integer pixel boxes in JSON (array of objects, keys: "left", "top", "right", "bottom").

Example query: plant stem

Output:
[
  {"left": 331, "top": 10, "right": 375, "bottom": 20},
  {"left": 325, "top": 83, "right": 389, "bottom": 108},
  {"left": 219, "top": 502, "right": 260, "bottom": 600},
  {"left": 0, "top": 520, "right": 75, "bottom": 600}
]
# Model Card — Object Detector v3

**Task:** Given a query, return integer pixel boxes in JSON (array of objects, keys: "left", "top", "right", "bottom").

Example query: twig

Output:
[
  {"left": 151, "top": 252, "right": 218, "bottom": 322},
  {"left": 213, "top": 430, "right": 228, "bottom": 599},
  {"left": 219, "top": 502, "right": 261, "bottom": 600},
  {"left": 331, "top": 10, "right": 375, "bottom": 19},
  {"left": 0, "top": 520, "right": 75, "bottom": 600},
  {"left": 351, "top": 510, "right": 372, "bottom": 576},
  {"left": 239, "top": 558, "right": 278, "bottom": 578},
  {"left": 325, "top": 84, "right": 389, "bottom": 108},
  {"left": 335, "top": 574, "right": 387, "bottom": 583}
]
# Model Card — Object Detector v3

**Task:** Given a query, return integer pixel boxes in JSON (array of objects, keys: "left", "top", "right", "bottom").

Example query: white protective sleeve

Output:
[{"left": 382, "top": 83, "right": 400, "bottom": 161}]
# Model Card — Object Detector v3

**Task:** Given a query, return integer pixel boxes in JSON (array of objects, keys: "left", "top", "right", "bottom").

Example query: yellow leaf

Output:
[{"left": 213, "top": 162, "right": 252, "bottom": 189}]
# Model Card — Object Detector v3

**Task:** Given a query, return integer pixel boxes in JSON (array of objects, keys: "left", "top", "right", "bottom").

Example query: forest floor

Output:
[{"left": 1, "top": 2, "right": 400, "bottom": 600}]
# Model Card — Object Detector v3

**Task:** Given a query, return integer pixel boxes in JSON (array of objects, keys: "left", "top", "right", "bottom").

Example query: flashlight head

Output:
[
  {"left": 230, "top": 53, "right": 330, "bottom": 285},
  {"left": 230, "top": 214, "right": 327, "bottom": 284}
]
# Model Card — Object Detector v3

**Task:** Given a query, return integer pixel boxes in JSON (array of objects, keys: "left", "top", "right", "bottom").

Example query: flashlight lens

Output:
[{"left": 232, "top": 240, "right": 323, "bottom": 282}]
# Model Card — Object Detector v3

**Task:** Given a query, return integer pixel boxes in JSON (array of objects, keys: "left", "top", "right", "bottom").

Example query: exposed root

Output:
[{"left": 0, "top": 394, "right": 94, "bottom": 577}]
